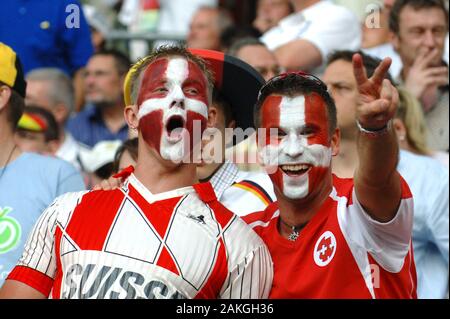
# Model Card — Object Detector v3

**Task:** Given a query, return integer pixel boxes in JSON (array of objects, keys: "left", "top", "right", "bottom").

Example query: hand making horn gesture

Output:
[{"left": 352, "top": 53, "right": 399, "bottom": 132}]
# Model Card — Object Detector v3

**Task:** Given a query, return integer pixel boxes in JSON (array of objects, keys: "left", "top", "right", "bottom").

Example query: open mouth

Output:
[
  {"left": 280, "top": 164, "right": 311, "bottom": 177},
  {"left": 165, "top": 115, "right": 185, "bottom": 140}
]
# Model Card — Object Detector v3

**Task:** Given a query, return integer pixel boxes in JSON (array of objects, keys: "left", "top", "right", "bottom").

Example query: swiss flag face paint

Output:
[
  {"left": 259, "top": 94, "right": 332, "bottom": 199},
  {"left": 137, "top": 57, "right": 209, "bottom": 162}
]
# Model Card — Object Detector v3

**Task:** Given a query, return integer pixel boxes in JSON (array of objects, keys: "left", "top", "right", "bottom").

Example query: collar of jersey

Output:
[{"left": 127, "top": 173, "right": 195, "bottom": 203}]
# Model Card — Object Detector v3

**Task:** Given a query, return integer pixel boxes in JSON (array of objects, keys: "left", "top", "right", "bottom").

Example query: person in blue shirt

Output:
[
  {"left": 0, "top": 0, "right": 93, "bottom": 77},
  {"left": 66, "top": 50, "right": 131, "bottom": 148},
  {"left": 0, "top": 43, "right": 86, "bottom": 287}
]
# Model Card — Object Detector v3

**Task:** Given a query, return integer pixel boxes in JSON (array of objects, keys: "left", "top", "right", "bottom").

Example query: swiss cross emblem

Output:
[{"left": 313, "top": 231, "right": 337, "bottom": 267}]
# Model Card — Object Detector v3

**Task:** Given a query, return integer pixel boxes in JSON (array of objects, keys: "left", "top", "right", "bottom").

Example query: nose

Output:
[
  {"left": 284, "top": 135, "right": 304, "bottom": 158},
  {"left": 170, "top": 86, "right": 185, "bottom": 109},
  {"left": 423, "top": 30, "right": 437, "bottom": 48}
]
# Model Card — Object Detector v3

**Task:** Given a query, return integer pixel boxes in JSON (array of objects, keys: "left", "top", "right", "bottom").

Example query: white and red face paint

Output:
[
  {"left": 136, "top": 57, "right": 209, "bottom": 162},
  {"left": 258, "top": 94, "right": 332, "bottom": 199}
]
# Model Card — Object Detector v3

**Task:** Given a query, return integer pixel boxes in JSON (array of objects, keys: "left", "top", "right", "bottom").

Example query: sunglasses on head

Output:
[{"left": 258, "top": 71, "right": 328, "bottom": 99}]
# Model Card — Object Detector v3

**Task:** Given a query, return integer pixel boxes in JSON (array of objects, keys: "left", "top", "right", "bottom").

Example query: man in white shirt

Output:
[{"left": 260, "top": 0, "right": 361, "bottom": 73}]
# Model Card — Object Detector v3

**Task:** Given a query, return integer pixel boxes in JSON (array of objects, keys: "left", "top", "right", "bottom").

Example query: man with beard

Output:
[
  {"left": 0, "top": 46, "right": 272, "bottom": 299},
  {"left": 243, "top": 54, "right": 417, "bottom": 298},
  {"left": 67, "top": 50, "right": 131, "bottom": 148}
]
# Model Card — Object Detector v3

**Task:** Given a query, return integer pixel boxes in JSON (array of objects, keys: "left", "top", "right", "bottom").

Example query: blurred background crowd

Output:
[{"left": 0, "top": 0, "right": 448, "bottom": 299}]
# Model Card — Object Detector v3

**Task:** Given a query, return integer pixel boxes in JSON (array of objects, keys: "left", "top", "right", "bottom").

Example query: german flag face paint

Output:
[
  {"left": 137, "top": 57, "right": 209, "bottom": 163},
  {"left": 258, "top": 93, "right": 332, "bottom": 200}
]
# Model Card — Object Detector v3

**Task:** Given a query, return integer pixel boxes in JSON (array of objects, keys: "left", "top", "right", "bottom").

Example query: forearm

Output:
[{"left": 355, "top": 122, "right": 402, "bottom": 222}]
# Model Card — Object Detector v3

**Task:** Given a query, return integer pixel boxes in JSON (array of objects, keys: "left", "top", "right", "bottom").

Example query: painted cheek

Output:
[
  {"left": 305, "top": 94, "right": 329, "bottom": 146},
  {"left": 308, "top": 166, "right": 330, "bottom": 193},
  {"left": 136, "top": 59, "right": 169, "bottom": 107},
  {"left": 260, "top": 95, "right": 282, "bottom": 146},
  {"left": 186, "top": 61, "right": 209, "bottom": 106},
  {"left": 269, "top": 168, "right": 284, "bottom": 194},
  {"left": 186, "top": 110, "right": 207, "bottom": 153},
  {"left": 140, "top": 110, "right": 163, "bottom": 154}
]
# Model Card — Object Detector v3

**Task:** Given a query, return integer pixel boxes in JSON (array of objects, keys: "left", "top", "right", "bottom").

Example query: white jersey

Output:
[
  {"left": 208, "top": 160, "right": 276, "bottom": 216},
  {"left": 7, "top": 174, "right": 273, "bottom": 299}
]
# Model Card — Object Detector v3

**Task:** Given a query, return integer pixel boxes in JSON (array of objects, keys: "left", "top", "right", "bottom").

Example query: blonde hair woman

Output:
[{"left": 393, "top": 87, "right": 448, "bottom": 168}]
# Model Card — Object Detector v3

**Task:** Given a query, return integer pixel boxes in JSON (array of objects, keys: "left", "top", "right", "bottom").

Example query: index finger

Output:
[
  {"left": 371, "top": 57, "right": 392, "bottom": 86},
  {"left": 352, "top": 53, "right": 368, "bottom": 86}
]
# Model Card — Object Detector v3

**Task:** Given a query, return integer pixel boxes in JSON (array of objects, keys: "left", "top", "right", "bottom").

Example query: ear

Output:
[
  {"left": 392, "top": 118, "right": 407, "bottom": 140},
  {"left": 207, "top": 106, "right": 219, "bottom": 128},
  {"left": 53, "top": 103, "right": 69, "bottom": 124},
  {"left": 390, "top": 31, "right": 400, "bottom": 52},
  {"left": 47, "top": 140, "right": 61, "bottom": 155},
  {"left": 0, "top": 85, "right": 12, "bottom": 112},
  {"left": 331, "top": 128, "right": 340, "bottom": 157},
  {"left": 124, "top": 104, "right": 139, "bottom": 130}
]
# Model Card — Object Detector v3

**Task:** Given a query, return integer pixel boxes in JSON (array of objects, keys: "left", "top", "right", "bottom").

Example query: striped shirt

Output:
[
  {"left": 209, "top": 160, "right": 276, "bottom": 217},
  {"left": 7, "top": 174, "right": 273, "bottom": 299}
]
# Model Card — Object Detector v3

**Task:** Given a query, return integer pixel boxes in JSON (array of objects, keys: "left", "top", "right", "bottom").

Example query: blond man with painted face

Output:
[
  {"left": 0, "top": 46, "right": 273, "bottom": 299},
  {"left": 243, "top": 54, "right": 417, "bottom": 298}
]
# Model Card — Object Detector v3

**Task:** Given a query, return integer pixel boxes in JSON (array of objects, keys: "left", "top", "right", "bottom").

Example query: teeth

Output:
[{"left": 281, "top": 164, "right": 310, "bottom": 172}]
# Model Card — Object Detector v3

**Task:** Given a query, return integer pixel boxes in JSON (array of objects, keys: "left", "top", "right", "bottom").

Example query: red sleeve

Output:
[{"left": 7, "top": 266, "right": 54, "bottom": 297}]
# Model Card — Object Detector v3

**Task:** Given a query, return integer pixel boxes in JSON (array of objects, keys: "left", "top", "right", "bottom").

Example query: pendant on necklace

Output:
[{"left": 288, "top": 227, "right": 300, "bottom": 241}]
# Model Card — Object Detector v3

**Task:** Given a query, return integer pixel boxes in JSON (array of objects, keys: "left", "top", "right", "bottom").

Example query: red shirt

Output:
[{"left": 243, "top": 175, "right": 417, "bottom": 299}]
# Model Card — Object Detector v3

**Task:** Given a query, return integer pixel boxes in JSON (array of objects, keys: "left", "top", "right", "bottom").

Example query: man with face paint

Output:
[
  {"left": 243, "top": 54, "right": 417, "bottom": 298},
  {"left": 0, "top": 46, "right": 273, "bottom": 299}
]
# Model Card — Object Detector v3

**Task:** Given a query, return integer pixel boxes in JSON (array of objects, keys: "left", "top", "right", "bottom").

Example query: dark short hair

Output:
[
  {"left": 221, "top": 27, "right": 262, "bottom": 52},
  {"left": 227, "top": 37, "right": 266, "bottom": 56},
  {"left": 113, "top": 137, "right": 138, "bottom": 173},
  {"left": 92, "top": 49, "right": 132, "bottom": 76},
  {"left": 389, "top": 0, "right": 449, "bottom": 34},
  {"left": 254, "top": 73, "right": 337, "bottom": 135},
  {"left": 327, "top": 50, "right": 395, "bottom": 84}
]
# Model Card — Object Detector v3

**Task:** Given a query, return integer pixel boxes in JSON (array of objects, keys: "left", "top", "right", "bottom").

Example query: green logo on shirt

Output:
[{"left": 0, "top": 207, "right": 21, "bottom": 254}]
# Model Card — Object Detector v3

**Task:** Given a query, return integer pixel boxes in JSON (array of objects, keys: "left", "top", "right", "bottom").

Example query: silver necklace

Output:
[
  {"left": 279, "top": 218, "right": 307, "bottom": 242},
  {"left": 0, "top": 145, "right": 17, "bottom": 183}
]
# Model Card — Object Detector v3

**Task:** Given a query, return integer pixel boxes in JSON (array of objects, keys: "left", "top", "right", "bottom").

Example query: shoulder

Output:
[
  {"left": 332, "top": 175, "right": 355, "bottom": 200},
  {"left": 312, "top": 1, "right": 358, "bottom": 20},
  {"left": 398, "top": 151, "right": 449, "bottom": 189},
  {"left": 17, "top": 152, "right": 79, "bottom": 174},
  {"left": 192, "top": 182, "right": 268, "bottom": 250},
  {"left": 45, "top": 190, "right": 90, "bottom": 221},
  {"left": 232, "top": 171, "right": 275, "bottom": 200},
  {"left": 67, "top": 105, "right": 96, "bottom": 124},
  {"left": 242, "top": 202, "right": 279, "bottom": 230}
]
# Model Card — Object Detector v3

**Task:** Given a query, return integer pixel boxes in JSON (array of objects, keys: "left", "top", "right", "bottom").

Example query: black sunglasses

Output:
[{"left": 258, "top": 71, "right": 328, "bottom": 99}]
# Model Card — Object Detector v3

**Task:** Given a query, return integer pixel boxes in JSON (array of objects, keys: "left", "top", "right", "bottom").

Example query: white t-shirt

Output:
[{"left": 261, "top": 1, "right": 361, "bottom": 64}]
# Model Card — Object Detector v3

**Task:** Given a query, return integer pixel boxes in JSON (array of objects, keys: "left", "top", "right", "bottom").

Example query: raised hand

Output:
[
  {"left": 404, "top": 48, "right": 448, "bottom": 100},
  {"left": 352, "top": 53, "right": 399, "bottom": 131}
]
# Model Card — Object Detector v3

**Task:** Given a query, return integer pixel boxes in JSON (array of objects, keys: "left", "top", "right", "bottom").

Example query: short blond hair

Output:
[{"left": 125, "top": 45, "right": 214, "bottom": 106}]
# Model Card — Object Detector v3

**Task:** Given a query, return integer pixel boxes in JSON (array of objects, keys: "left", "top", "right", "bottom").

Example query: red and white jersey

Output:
[
  {"left": 243, "top": 175, "right": 417, "bottom": 299},
  {"left": 8, "top": 174, "right": 273, "bottom": 299}
]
